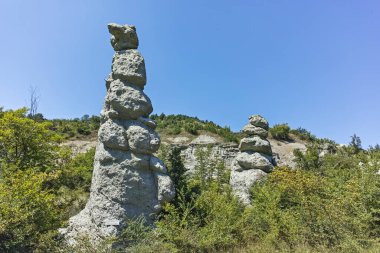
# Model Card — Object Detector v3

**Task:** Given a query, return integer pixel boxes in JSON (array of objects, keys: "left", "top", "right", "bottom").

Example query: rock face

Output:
[
  {"left": 61, "top": 23, "right": 175, "bottom": 244},
  {"left": 230, "top": 115, "right": 274, "bottom": 205}
]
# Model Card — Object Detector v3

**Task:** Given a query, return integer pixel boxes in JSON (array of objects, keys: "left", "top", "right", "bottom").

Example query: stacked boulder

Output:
[
  {"left": 230, "top": 115, "right": 274, "bottom": 205},
  {"left": 61, "top": 23, "right": 175, "bottom": 244}
]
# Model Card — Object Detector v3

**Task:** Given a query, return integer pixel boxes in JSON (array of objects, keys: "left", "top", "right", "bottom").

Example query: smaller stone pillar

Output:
[{"left": 230, "top": 115, "right": 274, "bottom": 204}]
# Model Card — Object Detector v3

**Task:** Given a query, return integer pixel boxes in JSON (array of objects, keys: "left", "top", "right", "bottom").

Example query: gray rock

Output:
[
  {"left": 239, "top": 136, "right": 272, "bottom": 155},
  {"left": 108, "top": 23, "right": 139, "bottom": 51},
  {"left": 242, "top": 124, "right": 268, "bottom": 138},
  {"left": 156, "top": 172, "right": 175, "bottom": 203},
  {"left": 249, "top": 115, "right": 269, "bottom": 130},
  {"left": 112, "top": 50, "right": 146, "bottom": 89},
  {"left": 125, "top": 120, "right": 161, "bottom": 155},
  {"left": 138, "top": 116, "right": 157, "bottom": 129},
  {"left": 105, "top": 74, "right": 113, "bottom": 91},
  {"left": 190, "top": 135, "right": 218, "bottom": 144},
  {"left": 236, "top": 152, "right": 273, "bottom": 173},
  {"left": 230, "top": 115, "right": 274, "bottom": 205},
  {"left": 98, "top": 119, "right": 129, "bottom": 150},
  {"left": 230, "top": 162, "right": 267, "bottom": 205},
  {"left": 62, "top": 23, "right": 174, "bottom": 246},
  {"left": 105, "top": 79, "right": 152, "bottom": 120},
  {"left": 150, "top": 156, "right": 167, "bottom": 173}
]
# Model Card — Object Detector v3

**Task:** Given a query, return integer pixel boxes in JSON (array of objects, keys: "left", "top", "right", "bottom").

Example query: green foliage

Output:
[
  {"left": 0, "top": 108, "right": 96, "bottom": 252},
  {"left": 0, "top": 169, "right": 59, "bottom": 252},
  {"left": 158, "top": 144, "right": 187, "bottom": 192},
  {"left": 49, "top": 115, "right": 100, "bottom": 139},
  {"left": 348, "top": 134, "right": 363, "bottom": 154},
  {"left": 290, "top": 127, "right": 316, "bottom": 141},
  {"left": 270, "top": 123, "right": 291, "bottom": 140},
  {"left": 1, "top": 107, "right": 380, "bottom": 252},
  {"left": 0, "top": 108, "right": 62, "bottom": 171},
  {"left": 151, "top": 114, "right": 239, "bottom": 143},
  {"left": 151, "top": 147, "right": 243, "bottom": 252},
  {"left": 242, "top": 147, "right": 380, "bottom": 252},
  {"left": 293, "top": 145, "right": 322, "bottom": 171},
  {"left": 56, "top": 147, "right": 95, "bottom": 191}
]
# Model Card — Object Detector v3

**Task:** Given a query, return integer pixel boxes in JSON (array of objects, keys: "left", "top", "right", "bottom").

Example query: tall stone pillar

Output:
[{"left": 62, "top": 23, "right": 175, "bottom": 243}]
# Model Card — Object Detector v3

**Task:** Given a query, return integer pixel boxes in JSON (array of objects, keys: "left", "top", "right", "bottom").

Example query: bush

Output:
[
  {"left": 290, "top": 127, "right": 316, "bottom": 141},
  {"left": 0, "top": 169, "right": 59, "bottom": 252},
  {"left": 0, "top": 108, "right": 62, "bottom": 171},
  {"left": 270, "top": 124, "right": 291, "bottom": 140},
  {"left": 150, "top": 114, "right": 239, "bottom": 143}
]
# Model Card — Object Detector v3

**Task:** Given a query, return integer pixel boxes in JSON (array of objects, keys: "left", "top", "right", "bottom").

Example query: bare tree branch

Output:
[{"left": 29, "top": 86, "right": 40, "bottom": 117}]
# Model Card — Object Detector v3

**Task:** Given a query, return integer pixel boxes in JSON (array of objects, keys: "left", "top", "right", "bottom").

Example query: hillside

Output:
[
  {"left": 0, "top": 109, "right": 379, "bottom": 252},
  {"left": 58, "top": 113, "right": 311, "bottom": 169}
]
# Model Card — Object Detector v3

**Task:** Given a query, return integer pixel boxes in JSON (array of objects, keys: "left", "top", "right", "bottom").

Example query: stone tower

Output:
[
  {"left": 230, "top": 115, "right": 274, "bottom": 204},
  {"left": 61, "top": 23, "right": 175, "bottom": 243}
]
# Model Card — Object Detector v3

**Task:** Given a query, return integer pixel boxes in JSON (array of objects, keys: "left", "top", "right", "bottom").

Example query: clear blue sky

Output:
[{"left": 0, "top": 0, "right": 379, "bottom": 147}]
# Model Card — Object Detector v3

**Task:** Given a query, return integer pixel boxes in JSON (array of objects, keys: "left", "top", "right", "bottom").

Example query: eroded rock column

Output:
[
  {"left": 230, "top": 115, "right": 274, "bottom": 205},
  {"left": 62, "top": 23, "right": 175, "bottom": 243}
]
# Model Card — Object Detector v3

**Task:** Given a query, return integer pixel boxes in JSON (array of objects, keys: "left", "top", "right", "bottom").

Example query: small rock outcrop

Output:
[
  {"left": 230, "top": 115, "right": 274, "bottom": 204},
  {"left": 61, "top": 23, "right": 175, "bottom": 244}
]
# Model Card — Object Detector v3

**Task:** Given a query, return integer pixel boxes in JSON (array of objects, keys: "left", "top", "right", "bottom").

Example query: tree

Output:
[
  {"left": 0, "top": 108, "right": 61, "bottom": 172},
  {"left": 349, "top": 134, "right": 362, "bottom": 154},
  {"left": 28, "top": 86, "right": 40, "bottom": 119}
]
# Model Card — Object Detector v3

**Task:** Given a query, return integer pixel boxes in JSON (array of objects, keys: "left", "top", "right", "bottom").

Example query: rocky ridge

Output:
[{"left": 61, "top": 23, "right": 175, "bottom": 244}]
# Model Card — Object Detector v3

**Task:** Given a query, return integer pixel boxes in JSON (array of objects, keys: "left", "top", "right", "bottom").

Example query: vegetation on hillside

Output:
[
  {"left": 49, "top": 115, "right": 101, "bottom": 139},
  {"left": 29, "top": 113, "right": 239, "bottom": 143},
  {"left": 0, "top": 108, "right": 379, "bottom": 252},
  {"left": 150, "top": 114, "right": 239, "bottom": 143}
]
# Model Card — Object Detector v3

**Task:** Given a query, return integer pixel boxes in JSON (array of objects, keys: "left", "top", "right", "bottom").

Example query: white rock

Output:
[{"left": 190, "top": 135, "right": 218, "bottom": 144}]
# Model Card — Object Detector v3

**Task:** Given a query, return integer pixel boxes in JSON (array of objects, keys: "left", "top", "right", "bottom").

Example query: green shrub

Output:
[
  {"left": 270, "top": 123, "right": 291, "bottom": 140},
  {"left": 0, "top": 169, "right": 59, "bottom": 252},
  {"left": 184, "top": 123, "right": 200, "bottom": 135},
  {"left": 290, "top": 127, "right": 316, "bottom": 141},
  {"left": 150, "top": 114, "right": 239, "bottom": 143},
  {"left": 241, "top": 147, "right": 380, "bottom": 252},
  {"left": 0, "top": 108, "right": 62, "bottom": 172}
]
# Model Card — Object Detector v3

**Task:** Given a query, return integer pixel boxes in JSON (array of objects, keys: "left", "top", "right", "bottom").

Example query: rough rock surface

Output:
[
  {"left": 249, "top": 115, "right": 269, "bottom": 130},
  {"left": 112, "top": 50, "right": 146, "bottom": 88},
  {"left": 108, "top": 23, "right": 139, "bottom": 51},
  {"left": 230, "top": 115, "right": 274, "bottom": 205},
  {"left": 235, "top": 152, "right": 273, "bottom": 172},
  {"left": 242, "top": 124, "right": 268, "bottom": 138},
  {"left": 239, "top": 136, "right": 272, "bottom": 155},
  {"left": 61, "top": 23, "right": 175, "bottom": 245},
  {"left": 105, "top": 79, "right": 152, "bottom": 119}
]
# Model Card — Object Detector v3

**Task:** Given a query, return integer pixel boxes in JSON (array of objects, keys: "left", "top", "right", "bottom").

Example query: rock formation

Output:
[
  {"left": 61, "top": 23, "right": 175, "bottom": 244},
  {"left": 230, "top": 115, "right": 274, "bottom": 204}
]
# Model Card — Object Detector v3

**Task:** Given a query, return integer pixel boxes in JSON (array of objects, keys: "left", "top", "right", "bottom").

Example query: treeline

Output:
[{"left": 151, "top": 113, "right": 239, "bottom": 143}]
